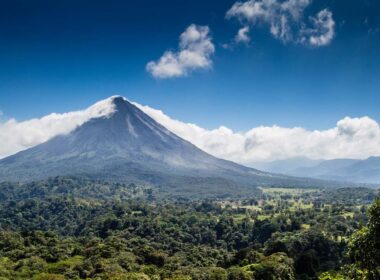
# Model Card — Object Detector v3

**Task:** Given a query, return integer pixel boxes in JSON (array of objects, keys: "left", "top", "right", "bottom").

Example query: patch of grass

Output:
[
  {"left": 233, "top": 214, "right": 249, "bottom": 221},
  {"left": 289, "top": 202, "right": 313, "bottom": 211},
  {"left": 301, "top": 224, "right": 310, "bottom": 230},
  {"left": 239, "top": 205, "right": 262, "bottom": 211},
  {"left": 259, "top": 187, "right": 319, "bottom": 195},
  {"left": 257, "top": 214, "right": 272, "bottom": 221},
  {"left": 342, "top": 212, "right": 355, "bottom": 218}
]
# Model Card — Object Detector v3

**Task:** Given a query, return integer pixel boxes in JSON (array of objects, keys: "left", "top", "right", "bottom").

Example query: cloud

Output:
[
  {"left": 1, "top": 97, "right": 380, "bottom": 164},
  {"left": 300, "top": 9, "right": 335, "bottom": 46},
  {"left": 146, "top": 24, "right": 215, "bottom": 79},
  {"left": 235, "top": 26, "right": 251, "bottom": 43},
  {"left": 0, "top": 97, "right": 116, "bottom": 159},
  {"left": 226, "top": 0, "right": 335, "bottom": 47},
  {"left": 133, "top": 103, "right": 380, "bottom": 163}
]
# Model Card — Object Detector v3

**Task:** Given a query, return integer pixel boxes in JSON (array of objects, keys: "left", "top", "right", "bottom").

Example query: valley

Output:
[{"left": 0, "top": 177, "right": 378, "bottom": 279}]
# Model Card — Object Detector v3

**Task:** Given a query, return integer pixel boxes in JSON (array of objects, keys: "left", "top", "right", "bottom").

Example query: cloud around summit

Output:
[{"left": 2, "top": 97, "right": 378, "bottom": 164}]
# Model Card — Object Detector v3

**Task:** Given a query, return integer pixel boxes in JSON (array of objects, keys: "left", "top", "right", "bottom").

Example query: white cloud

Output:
[
  {"left": 300, "top": 9, "right": 335, "bottom": 46},
  {"left": 133, "top": 102, "right": 380, "bottom": 163},
  {"left": 146, "top": 24, "right": 215, "bottom": 79},
  {"left": 226, "top": 0, "right": 335, "bottom": 47},
  {"left": 0, "top": 97, "right": 116, "bottom": 159},
  {"left": 235, "top": 26, "right": 251, "bottom": 43},
  {"left": 1, "top": 97, "right": 380, "bottom": 165}
]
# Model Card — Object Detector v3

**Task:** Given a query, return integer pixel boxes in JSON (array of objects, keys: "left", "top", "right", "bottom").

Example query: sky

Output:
[{"left": 0, "top": 0, "right": 380, "bottom": 162}]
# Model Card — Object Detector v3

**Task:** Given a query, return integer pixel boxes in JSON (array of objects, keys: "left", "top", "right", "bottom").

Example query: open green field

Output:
[{"left": 260, "top": 187, "right": 320, "bottom": 195}]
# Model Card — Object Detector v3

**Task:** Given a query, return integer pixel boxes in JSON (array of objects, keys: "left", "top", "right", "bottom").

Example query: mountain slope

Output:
[{"left": 0, "top": 96, "right": 350, "bottom": 197}]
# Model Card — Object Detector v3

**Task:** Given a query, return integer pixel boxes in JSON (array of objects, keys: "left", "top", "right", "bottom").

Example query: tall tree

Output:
[{"left": 348, "top": 194, "right": 380, "bottom": 279}]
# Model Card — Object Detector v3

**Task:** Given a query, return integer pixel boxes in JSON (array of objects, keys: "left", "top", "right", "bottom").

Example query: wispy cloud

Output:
[
  {"left": 1, "top": 97, "right": 380, "bottom": 163},
  {"left": 226, "top": 0, "right": 335, "bottom": 47},
  {"left": 300, "top": 9, "right": 335, "bottom": 46},
  {"left": 146, "top": 24, "right": 215, "bottom": 79},
  {"left": 235, "top": 26, "right": 251, "bottom": 44}
]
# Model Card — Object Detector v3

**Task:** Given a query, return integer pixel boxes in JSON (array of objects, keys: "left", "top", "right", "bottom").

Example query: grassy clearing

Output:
[
  {"left": 239, "top": 205, "right": 262, "bottom": 212},
  {"left": 342, "top": 212, "right": 355, "bottom": 218},
  {"left": 233, "top": 214, "right": 249, "bottom": 221},
  {"left": 289, "top": 201, "right": 313, "bottom": 211},
  {"left": 257, "top": 214, "right": 275, "bottom": 221},
  {"left": 259, "top": 187, "right": 320, "bottom": 195},
  {"left": 301, "top": 224, "right": 311, "bottom": 230}
]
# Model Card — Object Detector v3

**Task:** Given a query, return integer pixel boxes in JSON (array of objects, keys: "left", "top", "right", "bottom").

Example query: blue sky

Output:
[{"left": 0, "top": 0, "right": 379, "bottom": 131}]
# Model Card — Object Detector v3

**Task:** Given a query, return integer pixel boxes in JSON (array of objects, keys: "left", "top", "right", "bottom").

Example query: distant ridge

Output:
[{"left": 250, "top": 157, "right": 380, "bottom": 185}]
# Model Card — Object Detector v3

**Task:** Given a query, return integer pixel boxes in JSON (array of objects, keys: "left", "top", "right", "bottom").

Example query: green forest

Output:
[{"left": 0, "top": 177, "right": 379, "bottom": 280}]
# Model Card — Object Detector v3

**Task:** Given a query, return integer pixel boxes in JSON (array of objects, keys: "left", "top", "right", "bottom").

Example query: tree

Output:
[
  {"left": 243, "top": 252, "right": 295, "bottom": 280},
  {"left": 348, "top": 195, "right": 380, "bottom": 279}
]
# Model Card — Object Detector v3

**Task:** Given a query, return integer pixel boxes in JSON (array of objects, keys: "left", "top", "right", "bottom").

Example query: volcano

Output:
[{"left": 0, "top": 96, "right": 332, "bottom": 197}]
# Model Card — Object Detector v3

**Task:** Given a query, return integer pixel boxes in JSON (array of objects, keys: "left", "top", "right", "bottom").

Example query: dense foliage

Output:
[{"left": 0, "top": 178, "right": 378, "bottom": 279}]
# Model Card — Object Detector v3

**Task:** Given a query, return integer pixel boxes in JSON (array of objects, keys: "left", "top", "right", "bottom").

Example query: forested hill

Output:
[
  {"left": 1, "top": 176, "right": 377, "bottom": 202},
  {"left": 0, "top": 176, "right": 262, "bottom": 200}
]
